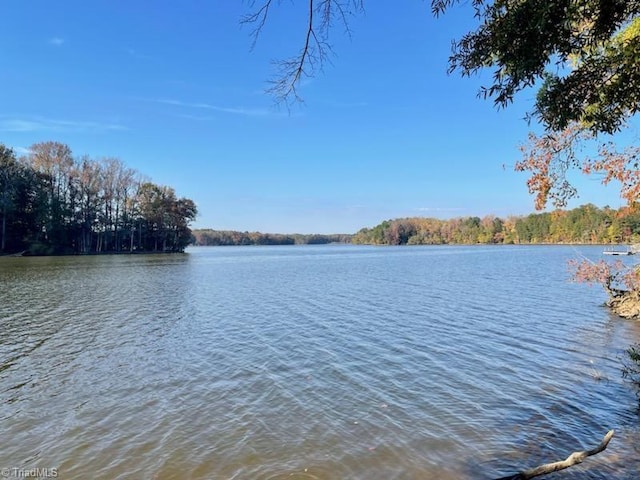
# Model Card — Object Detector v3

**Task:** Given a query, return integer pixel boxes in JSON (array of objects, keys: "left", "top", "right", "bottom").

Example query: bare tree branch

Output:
[
  {"left": 242, "top": 0, "right": 364, "bottom": 106},
  {"left": 240, "top": 0, "right": 276, "bottom": 50}
]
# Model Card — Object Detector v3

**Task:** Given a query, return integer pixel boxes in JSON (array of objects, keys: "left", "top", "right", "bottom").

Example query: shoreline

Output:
[{"left": 0, "top": 250, "right": 187, "bottom": 258}]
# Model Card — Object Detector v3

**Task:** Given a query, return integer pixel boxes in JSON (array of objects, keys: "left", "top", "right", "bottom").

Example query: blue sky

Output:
[{"left": 0, "top": 1, "right": 634, "bottom": 233}]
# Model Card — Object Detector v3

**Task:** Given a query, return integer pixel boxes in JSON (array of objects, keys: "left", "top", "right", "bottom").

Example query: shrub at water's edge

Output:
[{"left": 570, "top": 259, "right": 640, "bottom": 319}]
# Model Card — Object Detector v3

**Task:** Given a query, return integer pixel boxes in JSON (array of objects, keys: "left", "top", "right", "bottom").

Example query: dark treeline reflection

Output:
[{"left": 0, "top": 142, "right": 196, "bottom": 255}]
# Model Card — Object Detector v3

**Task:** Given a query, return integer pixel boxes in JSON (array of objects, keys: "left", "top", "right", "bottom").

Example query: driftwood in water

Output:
[{"left": 495, "top": 430, "right": 614, "bottom": 480}]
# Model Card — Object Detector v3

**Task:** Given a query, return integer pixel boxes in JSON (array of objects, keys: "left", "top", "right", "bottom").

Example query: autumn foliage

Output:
[
  {"left": 515, "top": 124, "right": 640, "bottom": 211},
  {"left": 569, "top": 259, "right": 640, "bottom": 293}
]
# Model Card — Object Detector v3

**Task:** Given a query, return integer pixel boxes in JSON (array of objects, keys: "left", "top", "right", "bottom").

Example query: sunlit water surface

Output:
[{"left": 1, "top": 245, "right": 639, "bottom": 479}]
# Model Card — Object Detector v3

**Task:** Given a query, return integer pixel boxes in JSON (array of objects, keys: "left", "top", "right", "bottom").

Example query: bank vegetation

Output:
[
  {"left": 192, "top": 230, "right": 352, "bottom": 246},
  {"left": 352, "top": 204, "right": 640, "bottom": 246},
  {"left": 0, "top": 142, "right": 197, "bottom": 255}
]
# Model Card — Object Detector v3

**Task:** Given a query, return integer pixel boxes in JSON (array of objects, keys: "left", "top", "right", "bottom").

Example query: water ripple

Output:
[{"left": 1, "top": 246, "right": 638, "bottom": 479}]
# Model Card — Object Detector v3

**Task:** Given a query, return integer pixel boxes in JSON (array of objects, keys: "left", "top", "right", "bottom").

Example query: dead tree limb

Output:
[{"left": 495, "top": 429, "right": 614, "bottom": 480}]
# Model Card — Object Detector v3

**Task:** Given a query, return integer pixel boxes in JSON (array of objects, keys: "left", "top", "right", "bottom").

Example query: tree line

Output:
[
  {"left": 0, "top": 142, "right": 197, "bottom": 255},
  {"left": 352, "top": 204, "right": 640, "bottom": 246},
  {"left": 192, "top": 229, "right": 352, "bottom": 246}
]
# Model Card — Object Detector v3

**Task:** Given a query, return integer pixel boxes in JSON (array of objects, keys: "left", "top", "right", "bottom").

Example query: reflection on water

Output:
[{"left": 1, "top": 246, "right": 639, "bottom": 479}]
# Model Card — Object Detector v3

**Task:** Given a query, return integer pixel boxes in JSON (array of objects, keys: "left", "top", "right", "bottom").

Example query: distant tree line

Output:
[
  {"left": 0, "top": 142, "right": 197, "bottom": 255},
  {"left": 191, "top": 229, "right": 352, "bottom": 246},
  {"left": 352, "top": 204, "right": 640, "bottom": 245}
]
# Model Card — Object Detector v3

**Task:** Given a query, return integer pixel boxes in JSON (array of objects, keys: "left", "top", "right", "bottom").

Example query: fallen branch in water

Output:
[{"left": 495, "top": 429, "right": 614, "bottom": 480}]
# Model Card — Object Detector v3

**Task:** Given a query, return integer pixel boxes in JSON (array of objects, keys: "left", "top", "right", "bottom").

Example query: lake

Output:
[{"left": 1, "top": 245, "right": 639, "bottom": 479}]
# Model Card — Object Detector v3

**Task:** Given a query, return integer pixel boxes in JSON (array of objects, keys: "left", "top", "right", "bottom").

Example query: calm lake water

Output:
[{"left": 1, "top": 245, "right": 640, "bottom": 479}]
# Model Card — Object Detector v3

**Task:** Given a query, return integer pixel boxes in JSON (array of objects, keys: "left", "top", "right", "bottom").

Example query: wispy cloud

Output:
[
  {"left": 48, "top": 37, "right": 65, "bottom": 46},
  {"left": 174, "top": 113, "right": 215, "bottom": 121},
  {"left": 126, "top": 48, "right": 152, "bottom": 60},
  {"left": 326, "top": 100, "right": 369, "bottom": 108},
  {"left": 150, "top": 98, "right": 275, "bottom": 117},
  {"left": 0, "top": 116, "right": 127, "bottom": 133}
]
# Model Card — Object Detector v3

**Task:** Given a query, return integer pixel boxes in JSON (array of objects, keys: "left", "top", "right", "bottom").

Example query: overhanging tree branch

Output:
[
  {"left": 242, "top": 0, "right": 364, "bottom": 106},
  {"left": 243, "top": 1, "right": 640, "bottom": 131},
  {"left": 241, "top": 0, "right": 275, "bottom": 50}
]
